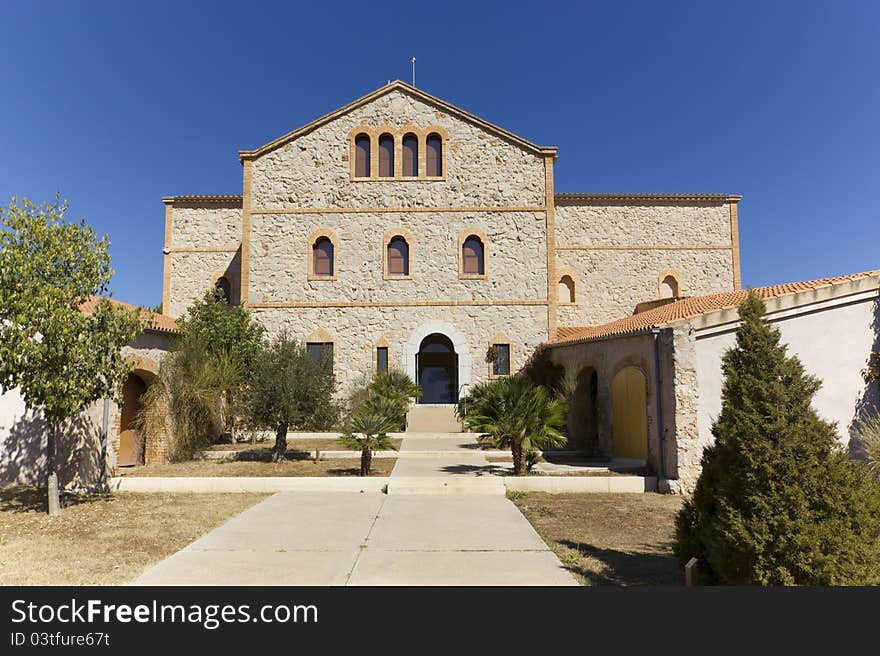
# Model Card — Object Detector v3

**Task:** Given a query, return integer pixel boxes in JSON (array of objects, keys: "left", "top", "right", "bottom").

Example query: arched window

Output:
[
  {"left": 378, "top": 133, "right": 394, "bottom": 177},
  {"left": 402, "top": 134, "right": 418, "bottom": 177},
  {"left": 387, "top": 236, "right": 409, "bottom": 276},
  {"left": 215, "top": 276, "right": 231, "bottom": 303},
  {"left": 313, "top": 237, "right": 334, "bottom": 277},
  {"left": 659, "top": 274, "right": 680, "bottom": 299},
  {"left": 426, "top": 133, "right": 442, "bottom": 176},
  {"left": 461, "top": 235, "right": 484, "bottom": 276},
  {"left": 354, "top": 134, "right": 371, "bottom": 177},
  {"left": 558, "top": 275, "right": 575, "bottom": 303}
]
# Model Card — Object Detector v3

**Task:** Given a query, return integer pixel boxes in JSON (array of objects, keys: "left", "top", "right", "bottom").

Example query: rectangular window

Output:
[
  {"left": 307, "top": 342, "right": 334, "bottom": 370},
  {"left": 376, "top": 347, "right": 388, "bottom": 374},
  {"left": 492, "top": 344, "right": 510, "bottom": 376}
]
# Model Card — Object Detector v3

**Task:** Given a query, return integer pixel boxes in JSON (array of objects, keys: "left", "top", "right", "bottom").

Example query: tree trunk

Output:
[
  {"left": 46, "top": 421, "right": 61, "bottom": 516},
  {"left": 511, "top": 442, "right": 524, "bottom": 475},
  {"left": 361, "top": 447, "right": 372, "bottom": 476},
  {"left": 272, "top": 422, "right": 288, "bottom": 462}
]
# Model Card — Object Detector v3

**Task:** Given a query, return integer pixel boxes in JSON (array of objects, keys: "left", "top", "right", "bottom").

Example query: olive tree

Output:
[{"left": 0, "top": 197, "right": 143, "bottom": 514}]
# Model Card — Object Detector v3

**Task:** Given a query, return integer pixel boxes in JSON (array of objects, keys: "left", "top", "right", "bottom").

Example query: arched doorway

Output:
[
  {"left": 118, "top": 373, "right": 147, "bottom": 466},
  {"left": 569, "top": 366, "right": 599, "bottom": 452},
  {"left": 417, "top": 333, "right": 458, "bottom": 404},
  {"left": 611, "top": 367, "right": 648, "bottom": 459}
]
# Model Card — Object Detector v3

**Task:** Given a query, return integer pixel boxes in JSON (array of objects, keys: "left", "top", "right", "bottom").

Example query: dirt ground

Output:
[
  {"left": 117, "top": 458, "right": 396, "bottom": 477},
  {"left": 0, "top": 486, "right": 266, "bottom": 585},
  {"left": 206, "top": 438, "right": 402, "bottom": 452},
  {"left": 512, "top": 492, "right": 683, "bottom": 585}
]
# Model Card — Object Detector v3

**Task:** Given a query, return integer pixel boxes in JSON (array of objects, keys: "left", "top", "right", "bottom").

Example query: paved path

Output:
[{"left": 134, "top": 433, "right": 576, "bottom": 586}]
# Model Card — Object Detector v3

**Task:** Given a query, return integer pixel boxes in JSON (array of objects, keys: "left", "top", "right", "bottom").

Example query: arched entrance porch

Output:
[
  {"left": 417, "top": 333, "right": 458, "bottom": 404},
  {"left": 118, "top": 372, "right": 148, "bottom": 466}
]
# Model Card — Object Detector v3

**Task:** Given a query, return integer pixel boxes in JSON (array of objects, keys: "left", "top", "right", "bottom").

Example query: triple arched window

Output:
[{"left": 351, "top": 129, "right": 445, "bottom": 179}]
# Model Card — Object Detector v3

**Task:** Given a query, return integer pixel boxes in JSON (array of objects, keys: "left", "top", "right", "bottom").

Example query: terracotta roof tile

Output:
[
  {"left": 555, "top": 270, "right": 880, "bottom": 345},
  {"left": 555, "top": 192, "right": 740, "bottom": 203},
  {"left": 79, "top": 297, "right": 182, "bottom": 334}
]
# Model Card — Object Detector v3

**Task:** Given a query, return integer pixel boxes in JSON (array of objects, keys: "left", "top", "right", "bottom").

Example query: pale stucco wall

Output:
[
  {"left": 554, "top": 201, "right": 736, "bottom": 326},
  {"left": 695, "top": 289, "right": 880, "bottom": 453},
  {"left": 0, "top": 331, "right": 174, "bottom": 487}
]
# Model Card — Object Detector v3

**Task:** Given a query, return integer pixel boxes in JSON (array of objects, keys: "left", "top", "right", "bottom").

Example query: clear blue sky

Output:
[{"left": 1, "top": 1, "right": 877, "bottom": 308}]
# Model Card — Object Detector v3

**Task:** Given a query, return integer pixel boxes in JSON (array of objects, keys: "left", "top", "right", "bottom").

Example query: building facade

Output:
[{"left": 162, "top": 81, "right": 741, "bottom": 405}]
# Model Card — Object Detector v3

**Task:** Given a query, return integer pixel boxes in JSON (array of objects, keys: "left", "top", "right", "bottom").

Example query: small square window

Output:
[
  {"left": 307, "top": 342, "right": 334, "bottom": 370},
  {"left": 376, "top": 347, "right": 388, "bottom": 374},
  {"left": 492, "top": 344, "right": 510, "bottom": 376}
]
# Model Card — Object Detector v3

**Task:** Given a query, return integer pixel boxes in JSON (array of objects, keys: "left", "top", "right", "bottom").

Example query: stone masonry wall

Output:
[
  {"left": 168, "top": 204, "right": 242, "bottom": 318},
  {"left": 250, "top": 89, "right": 546, "bottom": 209},
  {"left": 252, "top": 305, "right": 549, "bottom": 397},
  {"left": 554, "top": 201, "right": 735, "bottom": 326}
]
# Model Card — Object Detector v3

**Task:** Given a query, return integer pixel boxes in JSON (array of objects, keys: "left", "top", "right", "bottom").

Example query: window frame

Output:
[
  {"left": 426, "top": 133, "right": 443, "bottom": 178},
  {"left": 308, "top": 230, "right": 339, "bottom": 281},
  {"left": 459, "top": 230, "right": 488, "bottom": 280},
  {"left": 488, "top": 341, "right": 512, "bottom": 379},
  {"left": 384, "top": 232, "right": 412, "bottom": 280},
  {"left": 376, "top": 346, "right": 389, "bottom": 375},
  {"left": 306, "top": 341, "right": 334, "bottom": 371},
  {"left": 353, "top": 133, "right": 371, "bottom": 179}
]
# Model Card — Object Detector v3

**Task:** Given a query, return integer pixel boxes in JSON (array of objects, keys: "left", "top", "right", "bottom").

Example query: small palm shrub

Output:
[
  {"left": 853, "top": 411, "right": 880, "bottom": 478},
  {"left": 340, "top": 395, "right": 400, "bottom": 475},
  {"left": 457, "top": 375, "right": 567, "bottom": 474},
  {"left": 368, "top": 369, "right": 421, "bottom": 430}
]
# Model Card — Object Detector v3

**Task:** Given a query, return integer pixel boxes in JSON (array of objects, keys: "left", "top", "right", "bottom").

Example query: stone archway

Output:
[
  {"left": 405, "top": 321, "right": 470, "bottom": 400},
  {"left": 416, "top": 333, "right": 458, "bottom": 404}
]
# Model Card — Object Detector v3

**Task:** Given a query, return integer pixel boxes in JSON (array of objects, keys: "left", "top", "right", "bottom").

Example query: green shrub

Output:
[
  {"left": 674, "top": 292, "right": 880, "bottom": 585},
  {"left": 458, "top": 375, "right": 567, "bottom": 474},
  {"left": 852, "top": 411, "right": 880, "bottom": 479},
  {"left": 340, "top": 395, "right": 400, "bottom": 476}
]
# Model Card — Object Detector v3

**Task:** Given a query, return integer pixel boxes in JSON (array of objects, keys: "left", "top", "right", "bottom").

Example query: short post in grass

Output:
[
  {"left": 684, "top": 557, "right": 700, "bottom": 586},
  {"left": 315, "top": 448, "right": 321, "bottom": 463}
]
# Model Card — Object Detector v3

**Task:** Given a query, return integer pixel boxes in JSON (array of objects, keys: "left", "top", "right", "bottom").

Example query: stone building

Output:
[
  {"left": 162, "top": 81, "right": 741, "bottom": 429},
  {"left": 546, "top": 271, "right": 880, "bottom": 492}
]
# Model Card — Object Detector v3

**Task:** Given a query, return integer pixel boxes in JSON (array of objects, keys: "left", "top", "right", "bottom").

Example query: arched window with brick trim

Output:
[
  {"left": 354, "top": 134, "right": 371, "bottom": 177},
  {"left": 387, "top": 236, "right": 410, "bottom": 276},
  {"left": 402, "top": 133, "right": 419, "bottom": 177},
  {"left": 313, "top": 237, "right": 334, "bottom": 277},
  {"left": 426, "top": 133, "right": 443, "bottom": 176},
  {"left": 461, "top": 235, "right": 484, "bottom": 276},
  {"left": 378, "top": 133, "right": 394, "bottom": 177}
]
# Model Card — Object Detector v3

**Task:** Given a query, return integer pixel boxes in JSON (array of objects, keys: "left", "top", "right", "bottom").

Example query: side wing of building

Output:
[
  {"left": 162, "top": 196, "right": 243, "bottom": 318},
  {"left": 553, "top": 194, "right": 741, "bottom": 327}
]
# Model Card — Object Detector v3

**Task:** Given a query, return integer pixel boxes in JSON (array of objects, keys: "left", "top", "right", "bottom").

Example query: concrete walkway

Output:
[{"left": 133, "top": 432, "right": 577, "bottom": 586}]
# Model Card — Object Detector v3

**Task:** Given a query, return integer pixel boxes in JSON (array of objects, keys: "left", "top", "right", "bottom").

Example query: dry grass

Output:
[
  {"left": 512, "top": 492, "right": 683, "bottom": 585},
  {"left": 118, "top": 458, "right": 396, "bottom": 477},
  {"left": 0, "top": 486, "right": 266, "bottom": 585},
  {"left": 206, "top": 438, "right": 402, "bottom": 453}
]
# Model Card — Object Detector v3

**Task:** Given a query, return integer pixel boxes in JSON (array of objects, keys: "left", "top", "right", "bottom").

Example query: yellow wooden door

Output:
[{"left": 612, "top": 367, "right": 648, "bottom": 459}]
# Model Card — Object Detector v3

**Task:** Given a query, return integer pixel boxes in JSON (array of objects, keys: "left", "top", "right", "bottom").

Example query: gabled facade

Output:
[{"left": 162, "top": 81, "right": 741, "bottom": 402}]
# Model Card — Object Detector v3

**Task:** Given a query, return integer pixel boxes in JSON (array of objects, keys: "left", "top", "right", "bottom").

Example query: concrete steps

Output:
[{"left": 406, "top": 404, "right": 462, "bottom": 432}]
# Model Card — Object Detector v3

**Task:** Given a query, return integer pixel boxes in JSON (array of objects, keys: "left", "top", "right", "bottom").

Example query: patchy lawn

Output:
[
  {"left": 205, "top": 438, "right": 402, "bottom": 453},
  {"left": 118, "top": 458, "right": 396, "bottom": 477},
  {"left": 0, "top": 486, "right": 266, "bottom": 585},
  {"left": 512, "top": 492, "right": 683, "bottom": 585}
]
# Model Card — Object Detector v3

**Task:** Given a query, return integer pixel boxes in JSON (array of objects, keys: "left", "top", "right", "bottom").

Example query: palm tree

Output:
[
  {"left": 457, "top": 375, "right": 568, "bottom": 474},
  {"left": 340, "top": 395, "right": 400, "bottom": 475},
  {"left": 368, "top": 369, "right": 422, "bottom": 430}
]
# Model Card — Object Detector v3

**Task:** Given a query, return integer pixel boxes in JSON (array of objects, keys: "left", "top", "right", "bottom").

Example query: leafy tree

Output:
[
  {"left": 243, "top": 331, "right": 339, "bottom": 461},
  {"left": 457, "top": 375, "right": 567, "bottom": 474},
  {"left": 0, "top": 197, "right": 143, "bottom": 514},
  {"left": 340, "top": 395, "right": 400, "bottom": 475},
  {"left": 675, "top": 292, "right": 880, "bottom": 585},
  {"left": 178, "top": 288, "right": 264, "bottom": 440}
]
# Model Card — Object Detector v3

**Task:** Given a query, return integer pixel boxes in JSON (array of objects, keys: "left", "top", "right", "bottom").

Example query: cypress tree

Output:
[{"left": 675, "top": 292, "right": 880, "bottom": 585}]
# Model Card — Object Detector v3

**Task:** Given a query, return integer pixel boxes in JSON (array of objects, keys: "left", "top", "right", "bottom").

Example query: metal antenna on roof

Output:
[{"left": 411, "top": 57, "right": 416, "bottom": 87}]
